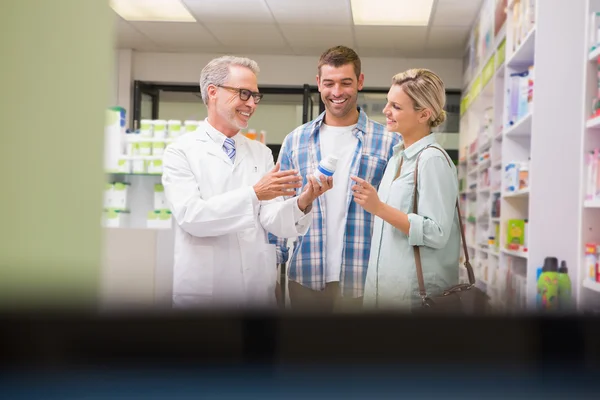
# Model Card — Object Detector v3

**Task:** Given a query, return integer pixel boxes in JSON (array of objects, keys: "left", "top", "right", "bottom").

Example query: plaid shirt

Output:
[{"left": 269, "top": 107, "right": 401, "bottom": 297}]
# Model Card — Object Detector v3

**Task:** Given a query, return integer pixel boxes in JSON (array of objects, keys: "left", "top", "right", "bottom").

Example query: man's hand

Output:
[
  {"left": 253, "top": 163, "right": 303, "bottom": 201},
  {"left": 297, "top": 175, "right": 333, "bottom": 211}
]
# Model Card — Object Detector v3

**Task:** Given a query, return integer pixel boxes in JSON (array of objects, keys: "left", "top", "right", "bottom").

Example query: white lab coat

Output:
[{"left": 162, "top": 121, "right": 312, "bottom": 310}]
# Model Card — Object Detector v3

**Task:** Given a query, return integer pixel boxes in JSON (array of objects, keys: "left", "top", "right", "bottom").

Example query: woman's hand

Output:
[{"left": 351, "top": 176, "right": 383, "bottom": 215}]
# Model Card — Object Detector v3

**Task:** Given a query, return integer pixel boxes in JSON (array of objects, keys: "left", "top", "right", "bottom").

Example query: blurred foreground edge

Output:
[{"left": 0, "top": 310, "right": 598, "bottom": 371}]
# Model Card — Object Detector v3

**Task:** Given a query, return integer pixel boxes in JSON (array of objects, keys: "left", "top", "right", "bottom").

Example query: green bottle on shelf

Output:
[
  {"left": 557, "top": 260, "right": 572, "bottom": 311},
  {"left": 537, "top": 257, "right": 559, "bottom": 311}
]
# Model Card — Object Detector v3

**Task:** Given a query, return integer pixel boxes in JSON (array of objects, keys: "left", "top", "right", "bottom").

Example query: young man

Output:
[
  {"left": 271, "top": 46, "right": 401, "bottom": 311},
  {"left": 162, "top": 56, "right": 332, "bottom": 310}
]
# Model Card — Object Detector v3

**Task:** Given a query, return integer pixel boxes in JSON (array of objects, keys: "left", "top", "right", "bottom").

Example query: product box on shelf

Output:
[
  {"left": 132, "top": 159, "right": 145, "bottom": 174},
  {"left": 152, "top": 142, "right": 166, "bottom": 157},
  {"left": 584, "top": 243, "right": 600, "bottom": 283},
  {"left": 140, "top": 119, "right": 153, "bottom": 138},
  {"left": 147, "top": 160, "right": 163, "bottom": 175},
  {"left": 585, "top": 149, "right": 600, "bottom": 201},
  {"left": 506, "top": 219, "right": 526, "bottom": 251},
  {"left": 116, "top": 159, "right": 131, "bottom": 174},
  {"left": 147, "top": 210, "right": 172, "bottom": 229},
  {"left": 153, "top": 120, "right": 167, "bottom": 139},
  {"left": 103, "top": 209, "right": 129, "bottom": 228},
  {"left": 168, "top": 120, "right": 182, "bottom": 138},
  {"left": 154, "top": 184, "right": 168, "bottom": 210}
]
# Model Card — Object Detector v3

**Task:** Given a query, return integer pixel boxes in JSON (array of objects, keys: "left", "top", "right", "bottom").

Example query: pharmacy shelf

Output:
[
  {"left": 584, "top": 199, "right": 600, "bottom": 208},
  {"left": 126, "top": 137, "right": 175, "bottom": 143},
  {"left": 577, "top": 0, "right": 600, "bottom": 312},
  {"left": 582, "top": 279, "right": 600, "bottom": 293},
  {"left": 502, "top": 248, "right": 529, "bottom": 259},
  {"left": 107, "top": 172, "right": 162, "bottom": 177},
  {"left": 588, "top": 46, "right": 600, "bottom": 61},
  {"left": 504, "top": 112, "right": 533, "bottom": 137},
  {"left": 122, "top": 155, "right": 163, "bottom": 161},
  {"left": 502, "top": 188, "right": 530, "bottom": 199},
  {"left": 478, "top": 158, "right": 491, "bottom": 171},
  {"left": 585, "top": 115, "right": 600, "bottom": 128},
  {"left": 507, "top": 27, "right": 536, "bottom": 67}
]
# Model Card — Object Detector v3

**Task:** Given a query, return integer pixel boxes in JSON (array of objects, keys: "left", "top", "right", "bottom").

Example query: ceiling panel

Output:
[
  {"left": 114, "top": 17, "right": 158, "bottom": 50},
  {"left": 203, "top": 23, "right": 288, "bottom": 48},
  {"left": 427, "top": 26, "right": 469, "bottom": 50},
  {"left": 430, "top": 0, "right": 482, "bottom": 27},
  {"left": 130, "top": 22, "right": 220, "bottom": 48},
  {"left": 182, "top": 0, "right": 275, "bottom": 24},
  {"left": 279, "top": 25, "right": 355, "bottom": 49},
  {"left": 354, "top": 26, "right": 428, "bottom": 49},
  {"left": 265, "top": 0, "right": 352, "bottom": 25}
]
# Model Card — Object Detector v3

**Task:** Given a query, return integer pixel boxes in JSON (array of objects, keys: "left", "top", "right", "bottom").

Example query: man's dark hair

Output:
[{"left": 318, "top": 45, "right": 361, "bottom": 78}]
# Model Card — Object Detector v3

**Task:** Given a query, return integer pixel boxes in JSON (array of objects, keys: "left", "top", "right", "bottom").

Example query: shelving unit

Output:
[
  {"left": 577, "top": 0, "right": 600, "bottom": 312},
  {"left": 459, "top": 0, "right": 590, "bottom": 312}
]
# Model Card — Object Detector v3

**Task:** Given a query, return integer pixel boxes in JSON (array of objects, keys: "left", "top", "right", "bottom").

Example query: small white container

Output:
[
  {"left": 103, "top": 183, "right": 114, "bottom": 208},
  {"left": 147, "top": 159, "right": 163, "bottom": 175},
  {"left": 184, "top": 120, "right": 198, "bottom": 133},
  {"left": 153, "top": 120, "right": 167, "bottom": 139},
  {"left": 152, "top": 142, "right": 166, "bottom": 157},
  {"left": 139, "top": 142, "right": 152, "bottom": 156},
  {"left": 104, "top": 209, "right": 129, "bottom": 228},
  {"left": 116, "top": 159, "right": 131, "bottom": 174},
  {"left": 147, "top": 210, "right": 173, "bottom": 229},
  {"left": 313, "top": 155, "right": 338, "bottom": 186},
  {"left": 140, "top": 119, "right": 153, "bottom": 138},
  {"left": 132, "top": 159, "right": 145, "bottom": 174},
  {"left": 112, "top": 182, "right": 129, "bottom": 210},
  {"left": 168, "top": 120, "right": 182, "bottom": 138},
  {"left": 154, "top": 184, "right": 168, "bottom": 210}
]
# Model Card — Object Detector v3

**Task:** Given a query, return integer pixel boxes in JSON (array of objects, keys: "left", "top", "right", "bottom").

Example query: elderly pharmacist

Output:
[{"left": 162, "top": 56, "right": 332, "bottom": 309}]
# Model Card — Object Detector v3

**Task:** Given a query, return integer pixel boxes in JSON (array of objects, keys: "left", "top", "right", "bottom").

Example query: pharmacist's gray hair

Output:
[{"left": 199, "top": 56, "right": 260, "bottom": 105}]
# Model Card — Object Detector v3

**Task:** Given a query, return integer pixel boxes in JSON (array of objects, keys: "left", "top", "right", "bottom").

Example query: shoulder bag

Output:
[{"left": 411, "top": 145, "right": 490, "bottom": 314}]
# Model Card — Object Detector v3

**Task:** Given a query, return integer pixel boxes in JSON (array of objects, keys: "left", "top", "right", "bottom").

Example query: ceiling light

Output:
[
  {"left": 110, "top": 0, "right": 196, "bottom": 22},
  {"left": 350, "top": 0, "right": 434, "bottom": 26}
]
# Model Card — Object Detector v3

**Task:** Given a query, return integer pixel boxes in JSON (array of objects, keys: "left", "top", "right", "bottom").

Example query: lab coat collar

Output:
[
  {"left": 394, "top": 132, "right": 437, "bottom": 160},
  {"left": 196, "top": 118, "right": 246, "bottom": 166}
]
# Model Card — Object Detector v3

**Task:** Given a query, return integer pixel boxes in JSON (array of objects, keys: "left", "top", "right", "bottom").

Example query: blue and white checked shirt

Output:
[{"left": 269, "top": 107, "right": 401, "bottom": 298}]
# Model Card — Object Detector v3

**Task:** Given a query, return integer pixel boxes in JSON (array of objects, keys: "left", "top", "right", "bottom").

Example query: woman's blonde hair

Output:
[{"left": 391, "top": 68, "right": 447, "bottom": 128}]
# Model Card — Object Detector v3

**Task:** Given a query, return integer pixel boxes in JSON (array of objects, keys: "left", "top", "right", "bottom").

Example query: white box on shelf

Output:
[
  {"left": 168, "top": 120, "right": 182, "bottom": 138},
  {"left": 140, "top": 120, "right": 153, "bottom": 138},
  {"left": 103, "top": 183, "right": 114, "bottom": 208},
  {"left": 147, "top": 159, "right": 163, "bottom": 175},
  {"left": 152, "top": 142, "right": 166, "bottom": 157},
  {"left": 132, "top": 159, "right": 145, "bottom": 174},
  {"left": 104, "top": 209, "right": 129, "bottom": 228},
  {"left": 116, "top": 159, "right": 131, "bottom": 174},
  {"left": 153, "top": 120, "right": 167, "bottom": 139},
  {"left": 147, "top": 210, "right": 172, "bottom": 229},
  {"left": 112, "top": 182, "right": 129, "bottom": 210},
  {"left": 139, "top": 142, "right": 152, "bottom": 156},
  {"left": 184, "top": 120, "right": 198, "bottom": 134},
  {"left": 154, "top": 184, "right": 168, "bottom": 210}
]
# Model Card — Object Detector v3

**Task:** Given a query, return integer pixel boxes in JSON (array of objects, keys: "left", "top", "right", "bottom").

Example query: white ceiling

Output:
[{"left": 114, "top": 0, "right": 483, "bottom": 58}]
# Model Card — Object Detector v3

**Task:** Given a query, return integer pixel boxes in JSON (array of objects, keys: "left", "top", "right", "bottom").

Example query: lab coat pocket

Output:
[{"left": 177, "top": 245, "right": 214, "bottom": 297}]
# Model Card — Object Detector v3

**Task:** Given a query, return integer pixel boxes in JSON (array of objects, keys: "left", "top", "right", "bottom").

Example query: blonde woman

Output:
[{"left": 351, "top": 69, "right": 460, "bottom": 311}]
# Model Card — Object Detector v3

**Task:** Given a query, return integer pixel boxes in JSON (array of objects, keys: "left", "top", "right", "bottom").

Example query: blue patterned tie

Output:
[{"left": 223, "top": 137, "right": 236, "bottom": 162}]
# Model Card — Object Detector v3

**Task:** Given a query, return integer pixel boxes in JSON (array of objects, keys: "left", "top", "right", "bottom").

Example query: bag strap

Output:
[{"left": 412, "top": 145, "right": 475, "bottom": 301}]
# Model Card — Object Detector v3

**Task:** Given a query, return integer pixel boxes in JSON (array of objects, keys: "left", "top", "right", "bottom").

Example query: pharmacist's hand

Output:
[
  {"left": 351, "top": 176, "right": 382, "bottom": 215},
  {"left": 297, "top": 175, "right": 333, "bottom": 211},
  {"left": 253, "top": 163, "right": 303, "bottom": 201}
]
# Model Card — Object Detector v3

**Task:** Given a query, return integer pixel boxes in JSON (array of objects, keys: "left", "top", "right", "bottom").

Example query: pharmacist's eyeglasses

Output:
[{"left": 217, "top": 85, "right": 264, "bottom": 103}]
